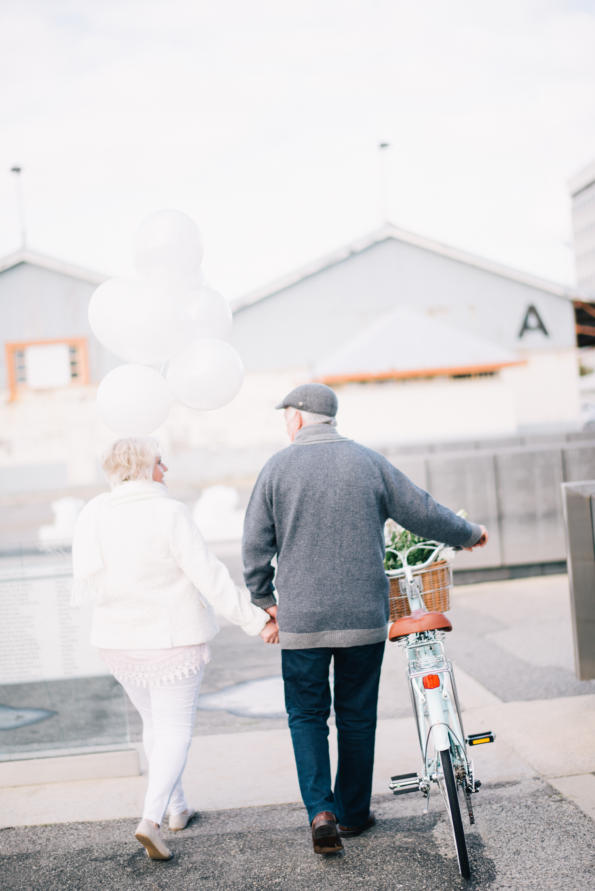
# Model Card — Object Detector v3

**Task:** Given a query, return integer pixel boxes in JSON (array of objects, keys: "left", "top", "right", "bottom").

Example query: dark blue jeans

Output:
[{"left": 281, "top": 642, "right": 385, "bottom": 826}]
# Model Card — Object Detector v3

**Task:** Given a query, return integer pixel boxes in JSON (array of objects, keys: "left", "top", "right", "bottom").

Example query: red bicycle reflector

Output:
[{"left": 422, "top": 674, "right": 440, "bottom": 689}]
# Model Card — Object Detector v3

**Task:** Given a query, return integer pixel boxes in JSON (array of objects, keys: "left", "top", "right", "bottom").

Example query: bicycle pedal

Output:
[
  {"left": 389, "top": 772, "right": 420, "bottom": 795},
  {"left": 466, "top": 731, "right": 495, "bottom": 746}
]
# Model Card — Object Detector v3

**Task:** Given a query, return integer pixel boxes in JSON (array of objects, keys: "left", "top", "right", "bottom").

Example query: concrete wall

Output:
[
  {"left": 383, "top": 438, "right": 595, "bottom": 572},
  {"left": 165, "top": 413, "right": 595, "bottom": 573},
  {"left": 1, "top": 371, "right": 593, "bottom": 573}
]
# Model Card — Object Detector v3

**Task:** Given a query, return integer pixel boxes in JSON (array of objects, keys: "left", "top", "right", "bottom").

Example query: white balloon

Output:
[
  {"left": 166, "top": 339, "right": 244, "bottom": 410},
  {"left": 97, "top": 364, "right": 172, "bottom": 434},
  {"left": 134, "top": 209, "right": 203, "bottom": 285},
  {"left": 184, "top": 286, "right": 233, "bottom": 341},
  {"left": 89, "top": 277, "right": 196, "bottom": 365},
  {"left": 88, "top": 278, "right": 135, "bottom": 360}
]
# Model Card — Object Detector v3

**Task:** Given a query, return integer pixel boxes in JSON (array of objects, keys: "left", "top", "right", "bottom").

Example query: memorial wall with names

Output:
[{"left": 0, "top": 563, "right": 107, "bottom": 684}]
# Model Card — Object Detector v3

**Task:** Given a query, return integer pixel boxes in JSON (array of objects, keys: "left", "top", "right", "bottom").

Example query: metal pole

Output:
[
  {"left": 378, "top": 142, "right": 391, "bottom": 224},
  {"left": 10, "top": 165, "right": 26, "bottom": 249}
]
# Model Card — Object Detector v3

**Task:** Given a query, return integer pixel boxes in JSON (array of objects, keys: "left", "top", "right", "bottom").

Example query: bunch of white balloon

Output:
[{"left": 89, "top": 210, "right": 244, "bottom": 434}]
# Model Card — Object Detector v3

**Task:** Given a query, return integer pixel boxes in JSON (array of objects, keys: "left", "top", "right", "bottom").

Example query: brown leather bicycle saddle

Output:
[{"left": 388, "top": 609, "right": 452, "bottom": 641}]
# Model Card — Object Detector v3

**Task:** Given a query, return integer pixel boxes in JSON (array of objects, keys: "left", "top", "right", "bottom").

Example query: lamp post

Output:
[
  {"left": 378, "top": 142, "right": 391, "bottom": 225},
  {"left": 10, "top": 165, "right": 26, "bottom": 249}
]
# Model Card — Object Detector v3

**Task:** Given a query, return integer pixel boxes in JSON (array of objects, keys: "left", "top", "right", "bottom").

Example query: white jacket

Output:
[{"left": 72, "top": 480, "right": 267, "bottom": 649}]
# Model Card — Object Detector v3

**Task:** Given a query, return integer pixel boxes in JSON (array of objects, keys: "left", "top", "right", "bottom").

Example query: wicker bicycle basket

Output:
[{"left": 387, "top": 560, "right": 453, "bottom": 621}]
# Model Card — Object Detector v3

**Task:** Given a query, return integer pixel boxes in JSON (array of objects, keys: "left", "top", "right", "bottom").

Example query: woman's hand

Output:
[{"left": 260, "top": 618, "right": 279, "bottom": 644}]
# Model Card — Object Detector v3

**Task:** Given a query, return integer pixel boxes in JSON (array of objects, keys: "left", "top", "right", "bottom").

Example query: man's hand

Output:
[
  {"left": 265, "top": 605, "right": 278, "bottom": 620},
  {"left": 465, "top": 525, "right": 488, "bottom": 550},
  {"left": 260, "top": 618, "right": 279, "bottom": 644}
]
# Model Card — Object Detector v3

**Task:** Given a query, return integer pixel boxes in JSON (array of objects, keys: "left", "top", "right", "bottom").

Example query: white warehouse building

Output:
[{"left": 228, "top": 224, "right": 580, "bottom": 453}]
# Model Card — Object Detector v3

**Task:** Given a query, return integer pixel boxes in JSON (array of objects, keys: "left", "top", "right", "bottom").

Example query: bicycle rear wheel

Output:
[{"left": 440, "top": 748, "right": 470, "bottom": 879}]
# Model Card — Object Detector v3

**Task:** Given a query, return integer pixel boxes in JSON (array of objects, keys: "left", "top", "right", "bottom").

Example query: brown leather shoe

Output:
[
  {"left": 311, "top": 811, "right": 343, "bottom": 854},
  {"left": 338, "top": 811, "right": 376, "bottom": 837}
]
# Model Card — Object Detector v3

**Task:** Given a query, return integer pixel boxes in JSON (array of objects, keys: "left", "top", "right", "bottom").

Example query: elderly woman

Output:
[{"left": 72, "top": 437, "right": 277, "bottom": 861}]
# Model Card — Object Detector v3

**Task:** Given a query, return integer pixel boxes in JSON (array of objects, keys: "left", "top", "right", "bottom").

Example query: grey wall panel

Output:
[
  {"left": 566, "top": 431, "right": 595, "bottom": 443},
  {"left": 561, "top": 482, "right": 595, "bottom": 679},
  {"left": 384, "top": 455, "right": 428, "bottom": 490},
  {"left": 387, "top": 431, "right": 595, "bottom": 460},
  {"left": 475, "top": 437, "right": 522, "bottom": 450},
  {"left": 495, "top": 448, "right": 565, "bottom": 564},
  {"left": 562, "top": 445, "right": 595, "bottom": 483},
  {"left": 425, "top": 453, "right": 502, "bottom": 569}
]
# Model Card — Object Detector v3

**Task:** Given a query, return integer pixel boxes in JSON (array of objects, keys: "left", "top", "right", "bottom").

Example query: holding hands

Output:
[{"left": 259, "top": 605, "right": 279, "bottom": 644}]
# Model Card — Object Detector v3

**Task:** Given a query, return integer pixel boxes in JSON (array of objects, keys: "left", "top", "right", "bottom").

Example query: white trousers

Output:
[{"left": 121, "top": 670, "right": 204, "bottom": 825}]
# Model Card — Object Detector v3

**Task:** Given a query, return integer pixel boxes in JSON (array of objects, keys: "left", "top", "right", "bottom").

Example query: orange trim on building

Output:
[
  {"left": 4, "top": 342, "right": 17, "bottom": 402},
  {"left": 316, "top": 360, "right": 525, "bottom": 386},
  {"left": 5, "top": 337, "right": 90, "bottom": 401}
]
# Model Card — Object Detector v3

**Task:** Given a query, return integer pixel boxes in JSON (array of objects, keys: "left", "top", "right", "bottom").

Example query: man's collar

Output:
[{"left": 293, "top": 424, "right": 349, "bottom": 445}]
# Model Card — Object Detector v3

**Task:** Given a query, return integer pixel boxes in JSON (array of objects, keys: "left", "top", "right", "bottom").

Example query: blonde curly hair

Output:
[{"left": 102, "top": 437, "right": 161, "bottom": 488}]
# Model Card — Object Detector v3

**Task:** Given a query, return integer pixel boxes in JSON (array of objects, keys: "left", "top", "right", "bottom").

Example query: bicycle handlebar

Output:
[{"left": 385, "top": 539, "right": 459, "bottom": 576}]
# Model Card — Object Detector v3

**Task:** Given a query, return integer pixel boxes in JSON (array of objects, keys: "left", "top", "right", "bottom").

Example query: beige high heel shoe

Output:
[{"left": 134, "top": 819, "right": 173, "bottom": 860}]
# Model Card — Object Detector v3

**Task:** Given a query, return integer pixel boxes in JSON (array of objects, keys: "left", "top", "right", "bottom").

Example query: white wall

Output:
[
  {"left": 0, "top": 349, "right": 582, "bottom": 492},
  {"left": 0, "top": 374, "right": 299, "bottom": 491},
  {"left": 0, "top": 389, "right": 102, "bottom": 488},
  {"left": 333, "top": 376, "right": 518, "bottom": 446},
  {"left": 501, "top": 349, "right": 581, "bottom": 430}
]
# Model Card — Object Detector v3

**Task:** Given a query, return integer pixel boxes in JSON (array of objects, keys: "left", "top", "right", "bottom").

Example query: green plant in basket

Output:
[
  {"left": 384, "top": 526, "right": 436, "bottom": 571},
  {"left": 384, "top": 511, "right": 467, "bottom": 572}
]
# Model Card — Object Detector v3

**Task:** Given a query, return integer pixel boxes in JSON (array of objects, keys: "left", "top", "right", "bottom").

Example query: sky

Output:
[{"left": 1, "top": 0, "right": 595, "bottom": 300}]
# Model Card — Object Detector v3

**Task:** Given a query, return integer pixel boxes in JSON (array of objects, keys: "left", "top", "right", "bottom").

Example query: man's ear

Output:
[{"left": 295, "top": 411, "right": 304, "bottom": 430}]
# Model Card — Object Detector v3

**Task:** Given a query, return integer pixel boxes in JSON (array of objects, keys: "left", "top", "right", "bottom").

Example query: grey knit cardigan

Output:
[{"left": 242, "top": 425, "right": 482, "bottom": 649}]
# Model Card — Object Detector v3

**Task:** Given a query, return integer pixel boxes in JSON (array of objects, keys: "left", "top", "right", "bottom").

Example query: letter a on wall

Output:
[{"left": 518, "top": 304, "right": 549, "bottom": 338}]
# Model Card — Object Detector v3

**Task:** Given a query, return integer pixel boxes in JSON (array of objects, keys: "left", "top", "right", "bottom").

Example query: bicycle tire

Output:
[{"left": 440, "top": 748, "right": 470, "bottom": 879}]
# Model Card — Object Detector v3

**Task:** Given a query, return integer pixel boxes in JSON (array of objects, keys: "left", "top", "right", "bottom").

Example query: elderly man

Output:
[{"left": 242, "top": 383, "right": 487, "bottom": 855}]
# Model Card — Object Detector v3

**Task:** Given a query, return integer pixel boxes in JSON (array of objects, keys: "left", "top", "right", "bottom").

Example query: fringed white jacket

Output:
[{"left": 72, "top": 480, "right": 267, "bottom": 649}]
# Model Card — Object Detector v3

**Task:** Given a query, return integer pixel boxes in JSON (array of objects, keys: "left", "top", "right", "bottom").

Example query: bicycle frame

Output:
[
  {"left": 403, "top": 631, "right": 474, "bottom": 798},
  {"left": 387, "top": 539, "right": 494, "bottom": 879}
]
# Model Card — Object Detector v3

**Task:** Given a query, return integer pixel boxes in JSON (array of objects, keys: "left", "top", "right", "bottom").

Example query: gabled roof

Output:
[
  {"left": 0, "top": 248, "right": 106, "bottom": 285},
  {"left": 314, "top": 307, "right": 523, "bottom": 384},
  {"left": 233, "top": 223, "right": 578, "bottom": 313},
  {"left": 569, "top": 158, "right": 595, "bottom": 198}
]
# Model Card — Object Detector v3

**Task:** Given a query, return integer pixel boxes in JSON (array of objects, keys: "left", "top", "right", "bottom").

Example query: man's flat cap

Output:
[{"left": 275, "top": 383, "right": 338, "bottom": 417}]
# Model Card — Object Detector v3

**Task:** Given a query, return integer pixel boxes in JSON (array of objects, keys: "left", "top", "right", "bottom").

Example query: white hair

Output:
[
  {"left": 102, "top": 437, "right": 161, "bottom": 488},
  {"left": 286, "top": 407, "right": 336, "bottom": 427}
]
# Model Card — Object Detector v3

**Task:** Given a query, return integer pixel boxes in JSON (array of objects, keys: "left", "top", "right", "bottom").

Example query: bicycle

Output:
[{"left": 385, "top": 540, "right": 495, "bottom": 880}]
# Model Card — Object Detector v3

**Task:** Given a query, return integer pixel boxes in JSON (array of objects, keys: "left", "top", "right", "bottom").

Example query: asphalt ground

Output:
[{"left": 1, "top": 778, "right": 593, "bottom": 890}]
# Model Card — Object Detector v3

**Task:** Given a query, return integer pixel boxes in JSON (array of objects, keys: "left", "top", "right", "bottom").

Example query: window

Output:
[
  {"left": 5, "top": 338, "right": 89, "bottom": 400},
  {"left": 450, "top": 371, "right": 497, "bottom": 380}
]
